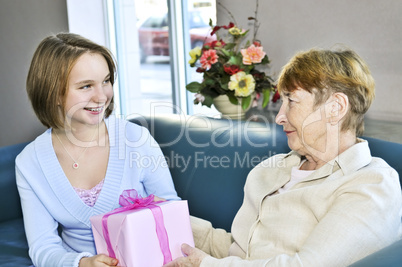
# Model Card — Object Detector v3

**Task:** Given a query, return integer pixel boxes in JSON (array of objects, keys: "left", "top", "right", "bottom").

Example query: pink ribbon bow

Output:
[{"left": 101, "top": 189, "right": 172, "bottom": 264}]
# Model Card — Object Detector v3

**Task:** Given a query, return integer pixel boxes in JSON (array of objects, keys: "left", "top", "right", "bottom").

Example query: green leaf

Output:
[
  {"left": 221, "top": 49, "right": 231, "bottom": 57},
  {"left": 220, "top": 77, "right": 230, "bottom": 89},
  {"left": 228, "top": 94, "right": 239, "bottom": 105},
  {"left": 228, "top": 55, "right": 242, "bottom": 66},
  {"left": 186, "top": 82, "right": 201, "bottom": 93},
  {"left": 224, "top": 43, "right": 236, "bottom": 50},
  {"left": 203, "top": 95, "right": 213, "bottom": 107},
  {"left": 241, "top": 65, "right": 253, "bottom": 73},
  {"left": 204, "top": 78, "right": 215, "bottom": 86},
  {"left": 220, "top": 83, "right": 229, "bottom": 91},
  {"left": 261, "top": 55, "right": 270, "bottom": 64},
  {"left": 262, "top": 89, "right": 271, "bottom": 108},
  {"left": 241, "top": 95, "right": 252, "bottom": 110}
]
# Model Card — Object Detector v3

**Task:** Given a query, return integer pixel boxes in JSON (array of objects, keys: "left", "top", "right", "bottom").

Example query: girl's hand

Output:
[
  {"left": 79, "top": 255, "right": 118, "bottom": 267},
  {"left": 154, "top": 195, "right": 166, "bottom": 202}
]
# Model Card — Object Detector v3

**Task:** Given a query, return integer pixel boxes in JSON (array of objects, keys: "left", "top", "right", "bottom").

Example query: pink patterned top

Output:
[{"left": 73, "top": 179, "right": 104, "bottom": 207}]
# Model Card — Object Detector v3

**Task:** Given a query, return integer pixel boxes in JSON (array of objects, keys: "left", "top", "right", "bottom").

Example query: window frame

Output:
[{"left": 67, "top": 0, "right": 203, "bottom": 117}]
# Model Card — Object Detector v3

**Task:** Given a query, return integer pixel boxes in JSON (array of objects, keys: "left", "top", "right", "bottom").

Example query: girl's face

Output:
[{"left": 63, "top": 52, "right": 113, "bottom": 128}]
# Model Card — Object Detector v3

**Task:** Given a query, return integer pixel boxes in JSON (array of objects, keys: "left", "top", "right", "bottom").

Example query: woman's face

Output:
[
  {"left": 275, "top": 88, "right": 329, "bottom": 157},
  {"left": 63, "top": 52, "right": 113, "bottom": 128}
]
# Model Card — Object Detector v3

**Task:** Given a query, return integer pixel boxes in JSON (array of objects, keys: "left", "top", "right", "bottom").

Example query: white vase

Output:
[{"left": 213, "top": 95, "right": 250, "bottom": 120}]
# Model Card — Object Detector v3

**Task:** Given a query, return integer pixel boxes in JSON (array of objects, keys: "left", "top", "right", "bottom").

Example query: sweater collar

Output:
[
  {"left": 283, "top": 138, "right": 372, "bottom": 182},
  {"left": 35, "top": 118, "right": 124, "bottom": 226}
]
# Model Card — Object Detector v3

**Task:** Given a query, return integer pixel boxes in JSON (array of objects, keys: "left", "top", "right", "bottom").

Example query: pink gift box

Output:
[{"left": 90, "top": 200, "right": 194, "bottom": 267}]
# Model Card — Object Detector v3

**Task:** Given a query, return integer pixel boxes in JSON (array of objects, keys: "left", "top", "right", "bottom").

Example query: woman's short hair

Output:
[
  {"left": 26, "top": 33, "right": 116, "bottom": 129},
  {"left": 277, "top": 47, "right": 375, "bottom": 136}
]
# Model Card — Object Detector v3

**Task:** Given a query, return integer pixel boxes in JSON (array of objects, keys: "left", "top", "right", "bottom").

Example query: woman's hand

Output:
[
  {"left": 79, "top": 255, "right": 118, "bottom": 267},
  {"left": 163, "top": 243, "right": 208, "bottom": 267}
]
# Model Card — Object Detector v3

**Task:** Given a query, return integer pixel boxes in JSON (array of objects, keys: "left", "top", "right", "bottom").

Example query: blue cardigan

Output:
[{"left": 16, "top": 117, "right": 179, "bottom": 267}]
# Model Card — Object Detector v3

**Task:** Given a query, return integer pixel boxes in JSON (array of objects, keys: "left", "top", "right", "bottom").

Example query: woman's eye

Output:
[
  {"left": 103, "top": 79, "right": 110, "bottom": 84},
  {"left": 80, "top": 84, "right": 91, "bottom": 89}
]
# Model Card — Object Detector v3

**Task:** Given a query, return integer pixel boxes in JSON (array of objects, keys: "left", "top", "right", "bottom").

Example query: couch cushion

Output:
[
  {"left": 0, "top": 142, "right": 29, "bottom": 223},
  {"left": 130, "top": 115, "right": 290, "bottom": 231},
  {"left": 363, "top": 136, "right": 402, "bottom": 186},
  {"left": 0, "top": 218, "right": 31, "bottom": 265}
]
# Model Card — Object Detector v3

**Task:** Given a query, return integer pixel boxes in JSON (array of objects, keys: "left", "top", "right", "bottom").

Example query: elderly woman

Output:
[{"left": 165, "top": 48, "right": 402, "bottom": 267}]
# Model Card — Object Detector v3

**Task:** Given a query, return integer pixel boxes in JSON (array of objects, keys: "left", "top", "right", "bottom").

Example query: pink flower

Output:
[
  {"left": 196, "top": 67, "right": 206, "bottom": 73},
  {"left": 241, "top": 44, "right": 266, "bottom": 65},
  {"left": 272, "top": 89, "right": 281, "bottom": 103},
  {"left": 252, "top": 98, "right": 258, "bottom": 108},
  {"left": 222, "top": 22, "right": 235, "bottom": 29},
  {"left": 210, "top": 22, "right": 235, "bottom": 36},
  {"left": 194, "top": 93, "right": 205, "bottom": 103},
  {"left": 223, "top": 65, "right": 243, "bottom": 75},
  {"left": 210, "top": 26, "right": 221, "bottom": 36},
  {"left": 253, "top": 41, "right": 261, "bottom": 47},
  {"left": 203, "top": 40, "right": 226, "bottom": 50},
  {"left": 200, "top": 49, "right": 218, "bottom": 69}
]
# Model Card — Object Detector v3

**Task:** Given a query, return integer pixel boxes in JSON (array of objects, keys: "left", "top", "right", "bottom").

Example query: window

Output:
[{"left": 67, "top": 0, "right": 217, "bottom": 118}]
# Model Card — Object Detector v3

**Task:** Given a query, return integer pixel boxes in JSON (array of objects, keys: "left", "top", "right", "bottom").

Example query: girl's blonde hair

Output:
[{"left": 26, "top": 33, "right": 116, "bottom": 129}]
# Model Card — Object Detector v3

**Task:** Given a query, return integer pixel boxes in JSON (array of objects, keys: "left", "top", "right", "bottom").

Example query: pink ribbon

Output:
[{"left": 101, "top": 189, "right": 172, "bottom": 264}]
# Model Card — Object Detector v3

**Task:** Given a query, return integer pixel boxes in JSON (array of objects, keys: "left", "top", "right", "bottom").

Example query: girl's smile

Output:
[{"left": 63, "top": 52, "right": 113, "bottom": 128}]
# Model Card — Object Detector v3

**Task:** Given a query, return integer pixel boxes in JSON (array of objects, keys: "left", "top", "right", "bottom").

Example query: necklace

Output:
[{"left": 55, "top": 130, "right": 97, "bottom": 169}]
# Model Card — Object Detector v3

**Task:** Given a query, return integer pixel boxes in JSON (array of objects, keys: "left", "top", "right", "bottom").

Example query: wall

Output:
[
  {"left": 217, "top": 0, "right": 402, "bottom": 122},
  {"left": 66, "top": 0, "right": 109, "bottom": 47},
  {"left": 0, "top": 0, "right": 69, "bottom": 146}
]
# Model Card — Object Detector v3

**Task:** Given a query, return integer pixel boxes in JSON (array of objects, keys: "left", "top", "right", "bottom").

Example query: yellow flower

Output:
[
  {"left": 188, "top": 47, "right": 202, "bottom": 65},
  {"left": 228, "top": 71, "right": 255, "bottom": 97},
  {"left": 228, "top": 27, "right": 244, "bottom": 36}
]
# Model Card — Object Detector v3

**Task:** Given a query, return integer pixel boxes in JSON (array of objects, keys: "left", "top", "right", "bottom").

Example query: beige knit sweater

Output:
[{"left": 191, "top": 140, "right": 402, "bottom": 267}]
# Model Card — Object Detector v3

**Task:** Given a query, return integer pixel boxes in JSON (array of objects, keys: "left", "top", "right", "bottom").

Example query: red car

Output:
[{"left": 138, "top": 11, "right": 216, "bottom": 63}]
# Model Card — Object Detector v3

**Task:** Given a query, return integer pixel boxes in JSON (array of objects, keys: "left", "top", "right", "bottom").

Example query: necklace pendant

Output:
[{"left": 72, "top": 162, "right": 79, "bottom": 169}]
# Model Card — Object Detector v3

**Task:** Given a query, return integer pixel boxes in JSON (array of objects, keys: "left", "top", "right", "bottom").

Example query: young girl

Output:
[{"left": 16, "top": 33, "right": 179, "bottom": 267}]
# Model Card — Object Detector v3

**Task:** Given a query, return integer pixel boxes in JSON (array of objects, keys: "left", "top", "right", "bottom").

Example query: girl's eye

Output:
[
  {"left": 103, "top": 79, "right": 110, "bottom": 84},
  {"left": 80, "top": 84, "right": 91, "bottom": 89}
]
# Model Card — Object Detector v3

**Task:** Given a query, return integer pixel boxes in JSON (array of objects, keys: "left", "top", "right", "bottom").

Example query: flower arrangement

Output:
[{"left": 186, "top": 1, "right": 278, "bottom": 110}]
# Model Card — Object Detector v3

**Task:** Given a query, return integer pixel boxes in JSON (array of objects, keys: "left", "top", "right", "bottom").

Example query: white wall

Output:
[
  {"left": 0, "top": 0, "right": 69, "bottom": 146},
  {"left": 217, "top": 0, "right": 402, "bottom": 122},
  {"left": 66, "top": 0, "right": 109, "bottom": 47}
]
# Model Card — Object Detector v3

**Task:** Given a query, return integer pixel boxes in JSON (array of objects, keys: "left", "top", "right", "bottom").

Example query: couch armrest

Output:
[{"left": 0, "top": 142, "right": 29, "bottom": 223}]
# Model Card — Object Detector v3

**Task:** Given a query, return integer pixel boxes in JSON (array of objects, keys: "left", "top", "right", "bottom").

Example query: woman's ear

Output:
[{"left": 326, "top": 92, "right": 349, "bottom": 125}]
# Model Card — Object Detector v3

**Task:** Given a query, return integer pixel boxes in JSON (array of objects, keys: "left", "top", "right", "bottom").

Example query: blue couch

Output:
[{"left": 1, "top": 114, "right": 401, "bottom": 266}]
